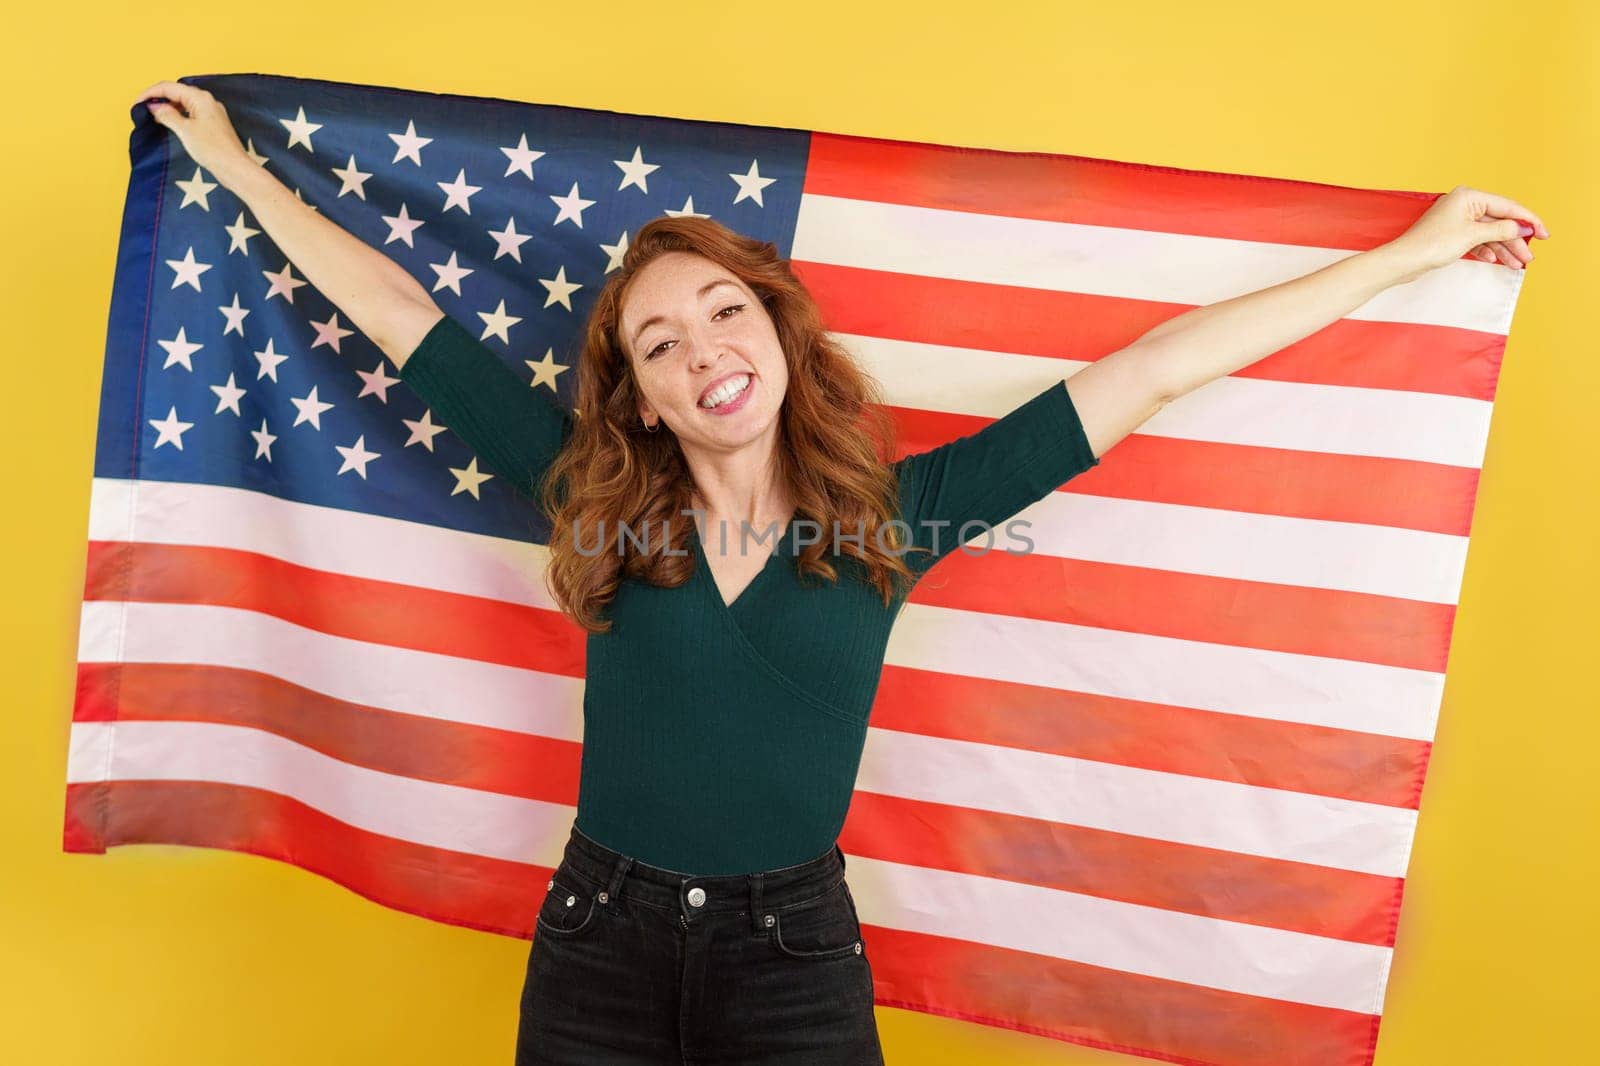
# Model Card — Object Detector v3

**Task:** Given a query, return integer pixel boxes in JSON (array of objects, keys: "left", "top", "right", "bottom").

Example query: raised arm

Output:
[
  {"left": 1061, "top": 184, "right": 1549, "bottom": 461},
  {"left": 134, "top": 80, "right": 573, "bottom": 502}
]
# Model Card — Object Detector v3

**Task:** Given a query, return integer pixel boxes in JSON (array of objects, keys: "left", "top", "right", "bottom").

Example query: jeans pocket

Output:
[
  {"left": 768, "top": 879, "right": 864, "bottom": 960},
  {"left": 535, "top": 868, "right": 603, "bottom": 938}
]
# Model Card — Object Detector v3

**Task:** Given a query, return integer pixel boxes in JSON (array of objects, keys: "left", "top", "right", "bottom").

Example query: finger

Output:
[
  {"left": 1475, "top": 188, "right": 1550, "bottom": 239},
  {"left": 1487, "top": 241, "right": 1521, "bottom": 269},
  {"left": 131, "top": 80, "right": 204, "bottom": 114}
]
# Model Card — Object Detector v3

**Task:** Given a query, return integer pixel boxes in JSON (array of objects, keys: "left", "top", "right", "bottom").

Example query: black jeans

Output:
[{"left": 516, "top": 823, "right": 885, "bottom": 1065}]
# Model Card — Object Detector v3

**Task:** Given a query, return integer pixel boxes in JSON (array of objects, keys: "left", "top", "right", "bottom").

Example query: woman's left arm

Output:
[{"left": 1063, "top": 185, "right": 1551, "bottom": 460}]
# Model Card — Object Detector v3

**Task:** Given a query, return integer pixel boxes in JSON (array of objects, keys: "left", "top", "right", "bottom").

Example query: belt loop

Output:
[
  {"left": 748, "top": 872, "right": 766, "bottom": 934},
  {"left": 604, "top": 854, "right": 633, "bottom": 910}
]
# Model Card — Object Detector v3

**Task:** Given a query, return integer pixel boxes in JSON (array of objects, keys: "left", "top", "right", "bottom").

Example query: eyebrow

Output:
[{"left": 629, "top": 279, "right": 742, "bottom": 352}]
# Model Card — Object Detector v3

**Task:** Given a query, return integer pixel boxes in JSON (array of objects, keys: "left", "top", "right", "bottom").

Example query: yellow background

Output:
[{"left": 3, "top": 1, "right": 1594, "bottom": 1062}]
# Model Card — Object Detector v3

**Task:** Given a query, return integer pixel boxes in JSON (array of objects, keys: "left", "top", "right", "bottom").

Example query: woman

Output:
[{"left": 132, "top": 79, "right": 1546, "bottom": 1066}]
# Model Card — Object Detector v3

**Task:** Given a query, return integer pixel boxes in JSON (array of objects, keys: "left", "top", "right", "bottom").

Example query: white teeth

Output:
[{"left": 701, "top": 374, "right": 751, "bottom": 408}]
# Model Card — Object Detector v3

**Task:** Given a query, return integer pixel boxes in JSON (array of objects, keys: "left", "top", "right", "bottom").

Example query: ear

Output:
[{"left": 637, "top": 398, "right": 657, "bottom": 424}]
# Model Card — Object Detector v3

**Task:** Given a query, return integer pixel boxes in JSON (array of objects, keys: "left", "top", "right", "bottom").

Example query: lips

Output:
[{"left": 699, "top": 370, "right": 753, "bottom": 406}]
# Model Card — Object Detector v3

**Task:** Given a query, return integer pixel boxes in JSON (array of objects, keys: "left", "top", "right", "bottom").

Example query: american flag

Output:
[{"left": 67, "top": 72, "right": 1526, "bottom": 1066}]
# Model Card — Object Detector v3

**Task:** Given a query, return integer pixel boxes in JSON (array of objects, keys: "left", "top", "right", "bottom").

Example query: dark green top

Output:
[{"left": 400, "top": 313, "right": 1100, "bottom": 874}]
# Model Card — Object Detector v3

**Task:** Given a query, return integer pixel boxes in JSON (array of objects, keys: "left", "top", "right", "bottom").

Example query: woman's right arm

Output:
[{"left": 134, "top": 80, "right": 574, "bottom": 501}]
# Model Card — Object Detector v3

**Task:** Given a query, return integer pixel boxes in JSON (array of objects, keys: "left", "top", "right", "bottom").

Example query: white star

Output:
[
  {"left": 330, "top": 154, "right": 373, "bottom": 200},
  {"left": 403, "top": 409, "right": 448, "bottom": 450},
  {"left": 549, "top": 181, "right": 596, "bottom": 228},
  {"left": 253, "top": 337, "right": 289, "bottom": 382},
  {"left": 500, "top": 134, "right": 545, "bottom": 179},
  {"left": 355, "top": 361, "right": 401, "bottom": 402},
  {"left": 449, "top": 457, "right": 494, "bottom": 499},
  {"left": 526, "top": 349, "right": 570, "bottom": 392},
  {"left": 209, "top": 372, "right": 247, "bottom": 416},
  {"left": 381, "top": 202, "right": 425, "bottom": 247},
  {"left": 224, "top": 210, "right": 261, "bottom": 255},
  {"left": 728, "top": 159, "right": 776, "bottom": 207},
  {"left": 437, "top": 169, "right": 482, "bottom": 214},
  {"left": 250, "top": 417, "right": 277, "bottom": 460},
  {"left": 487, "top": 217, "right": 532, "bottom": 262},
  {"left": 537, "top": 265, "right": 583, "bottom": 311},
  {"left": 279, "top": 106, "right": 322, "bottom": 152},
  {"left": 599, "top": 230, "right": 630, "bottom": 274},
  {"left": 165, "top": 246, "right": 212, "bottom": 291},
  {"left": 428, "top": 251, "right": 474, "bottom": 296},
  {"left": 262, "top": 260, "right": 308, "bottom": 304},
  {"left": 335, "top": 434, "right": 381, "bottom": 479},
  {"left": 148, "top": 406, "right": 194, "bottom": 450},
  {"left": 290, "top": 385, "right": 334, "bottom": 430},
  {"left": 157, "top": 327, "right": 203, "bottom": 371},
  {"left": 175, "top": 166, "right": 218, "bottom": 211},
  {"left": 614, "top": 146, "right": 659, "bottom": 193},
  {"left": 388, "top": 120, "right": 433, "bottom": 166},
  {"left": 218, "top": 293, "right": 250, "bottom": 337},
  {"left": 243, "top": 138, "right": 270, "bottom": 169},
  {"left": 664, "top": 196, "right": 710, "bottom": 219},
  {"left": 478, "top": 299, "right": 523, "bottom": 344},
  {"left": 310, "top": 312, "right": 354, "bottom": 354}
]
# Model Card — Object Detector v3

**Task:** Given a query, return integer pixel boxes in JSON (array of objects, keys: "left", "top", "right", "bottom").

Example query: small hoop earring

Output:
[{"left": 644, "top": 419, "right": 660, "bottom": 434}]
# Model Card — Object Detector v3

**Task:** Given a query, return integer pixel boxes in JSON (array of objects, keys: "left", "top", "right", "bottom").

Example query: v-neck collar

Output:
[{"left": 690, "top": 513, "right": 796, "bottom": 613}]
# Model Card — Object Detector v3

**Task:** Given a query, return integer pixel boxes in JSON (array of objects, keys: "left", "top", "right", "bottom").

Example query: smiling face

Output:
[{"left": 620, "top": 251, "right": 790, "bottom": 457}]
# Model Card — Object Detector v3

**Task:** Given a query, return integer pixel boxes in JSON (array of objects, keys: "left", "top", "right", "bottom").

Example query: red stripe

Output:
[
  {"left": 61, "top": 778, "right": 1379, "bottom": 1066},
  {"left": 908, "top": 540, "right": 1457, "bottom": 675},
  {"left": 63, "top": 779, "right": 546, "bottom": 938},
  {"left": 804, "top": 129, "right": 1432, "bottom": 258},
  {"left": 73, "top": 660, "right": 582, "bottom": 804},
  {"left": 871, "top": 667, "right": 1429, "bottom": 811},
  {"left": 82, "top": 540, "right": 585, "bottom": 677},
  {"left": 890, "top": 402, "right": 1484, "bottom": 538},
  {"left": 796, "top": 260, "right": 1506, "bottom": 403},
  {"left": 862, "top": 924, "right": 1378, "bottom": 1066},
  {"left": 842, "top": 789, "right": 1403, "bottom": 946}
]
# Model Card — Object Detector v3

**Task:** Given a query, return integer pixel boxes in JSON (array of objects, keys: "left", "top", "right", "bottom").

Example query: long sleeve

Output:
[
  {"left": 398, "top": 312, "right": 575, "bottom": 504},
  {"left": 893, "top": 378, "right": 1099, "bottom": 575}
]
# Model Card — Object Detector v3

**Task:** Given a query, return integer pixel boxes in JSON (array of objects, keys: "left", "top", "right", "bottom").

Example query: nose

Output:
[{"left": 685, "top": 329, "right": 725, "bottom": 373}]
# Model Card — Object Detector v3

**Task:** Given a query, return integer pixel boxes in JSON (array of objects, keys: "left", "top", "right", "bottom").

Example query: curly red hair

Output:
[{"left": 537, "top": 215, "right": 922, "bottom": 633}]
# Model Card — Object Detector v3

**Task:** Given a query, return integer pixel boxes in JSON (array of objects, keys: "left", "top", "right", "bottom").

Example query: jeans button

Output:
[{"left": 687, "top": 886, "right": 706, "bottom": 907}]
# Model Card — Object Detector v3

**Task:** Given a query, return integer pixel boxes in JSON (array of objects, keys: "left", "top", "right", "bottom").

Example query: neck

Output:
[{"left": 683, "top": 439, "right": 794, "bottom": 543}]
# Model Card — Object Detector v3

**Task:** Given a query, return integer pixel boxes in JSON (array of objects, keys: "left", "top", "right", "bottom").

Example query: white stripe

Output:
[
  {"left": 77, "top": 601, "right": 584, "bottom": 741},
  {"left": 857, "top": 729, "right": 1416, "bottom": 876},
  {"left": 887, "top": 602, "right": 1443, "bottom": 741},
  {"left": 88, "top": 477, "right": 555, "bottom": 609},
  {"left": 847, "top": 333, "right": 1496, "bottom": 468},
  {"left": 65, "top": 720, "right": 576, "bottom": 866},
  {"left": 848, "top": 855, "right": 1390, "bottom": 1014},
  {"left": 795, "top": 192, "right": 1521, "bottom": 335},
  {"left": 65, "top": 719, "right": 1387, "bottom": 1013},
  {"left": 78, "top": 599, "right": 1414, "bottom": 871},
  {"left": 1018, "top": 491, "right": 1470, "bottom": 605}
]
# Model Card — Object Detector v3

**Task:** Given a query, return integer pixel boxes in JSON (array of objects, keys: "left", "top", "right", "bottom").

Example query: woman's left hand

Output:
[{"left": 1389, "top": 185, "right": 1550, "bottom": 277}]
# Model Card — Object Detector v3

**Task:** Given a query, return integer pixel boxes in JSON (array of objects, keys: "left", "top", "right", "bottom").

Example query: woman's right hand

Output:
[{"left": 131, "top": 80, "right": 251, "bottom": 185}]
